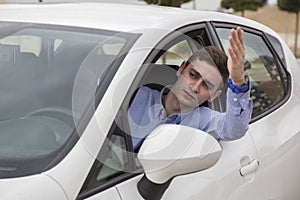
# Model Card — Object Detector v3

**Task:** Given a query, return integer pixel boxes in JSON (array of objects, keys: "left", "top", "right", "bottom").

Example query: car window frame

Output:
[
  {"left": 265, "top": 33, "right": 287, "bottom": 67},
  {"left": 211, "top": 22, "right": 291, "bottom": 123}
]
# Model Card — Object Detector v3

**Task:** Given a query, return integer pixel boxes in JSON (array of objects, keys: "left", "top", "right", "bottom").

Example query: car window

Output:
[
  {"left": 0, "top": 22, "right": 138, "bottom": 178},
  {"left": 78, "top": 113, "right": 138, "bottom": 199},
  {"left": 156, "top": 40, "right": 193, "bottom": 65},
  {"left": 216, "top": 27, "right": 288, "bottom": 118},
  {"left": 95, "top": 135, "right": 127, "bottom": 181},
  {"left": 0, "top": 35, "right": 42, "bottom": 56},
  {"left": 79, "top": 124, "right": 130, "bottom": 195}
]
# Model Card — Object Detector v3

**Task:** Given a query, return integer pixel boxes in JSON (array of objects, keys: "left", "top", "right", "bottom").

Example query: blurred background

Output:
[{"left": 0, "top": 0, "right": 299, "bottom": 56}]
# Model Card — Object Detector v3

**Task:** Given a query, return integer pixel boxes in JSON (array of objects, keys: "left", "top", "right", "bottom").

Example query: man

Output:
[{"left": 128, "top": 27, "right": 253, "bottom": 149}]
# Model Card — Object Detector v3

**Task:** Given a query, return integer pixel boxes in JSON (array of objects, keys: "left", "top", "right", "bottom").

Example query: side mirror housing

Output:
[{"left": 137, "top": 124, "right": 222, "bottom": 200}]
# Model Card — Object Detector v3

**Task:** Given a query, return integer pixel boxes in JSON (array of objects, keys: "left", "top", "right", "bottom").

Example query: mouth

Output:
[{"left": 182, "top": 89, "right": 196, "bottom": 100}]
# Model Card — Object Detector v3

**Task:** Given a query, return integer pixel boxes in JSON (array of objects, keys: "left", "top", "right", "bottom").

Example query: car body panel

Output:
[
  {"left": 43, "top": 138, "right": 96, "bottom": 200},
  {"left": 85, "top": 187, "right": 121, "bottom": 200},
  {"left": 0, "top": 3, "right": 277, "bottom": 36},
  {"left": 247, "top": 34, "right": 300, "bottom": 200},
  {"left": 115, "top": 175, "right": 144, "bottom": 200},
  {"left": 0, "top": 174, "right": 67, "bottom": 200}
]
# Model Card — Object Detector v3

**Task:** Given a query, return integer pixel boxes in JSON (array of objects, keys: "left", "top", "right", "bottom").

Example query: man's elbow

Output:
[{"left": 221, "top": 124, "right": 249, "bottom": 141}]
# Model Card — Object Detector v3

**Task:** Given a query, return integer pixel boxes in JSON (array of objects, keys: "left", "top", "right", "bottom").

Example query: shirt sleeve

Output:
[
  {"left": 216, "top": 87, "right": 253, "bottom": 141},
  {"left": 128, "top": 86, "right": 161, "bottom": 149}
]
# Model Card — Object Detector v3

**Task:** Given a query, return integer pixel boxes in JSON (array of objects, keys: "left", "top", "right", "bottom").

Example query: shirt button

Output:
[
  {"left": 233, "top": 97, "right": 238, "bottom": 102},
  {"left": 242, "top": 98, "right": 245, "bottom": 102}
]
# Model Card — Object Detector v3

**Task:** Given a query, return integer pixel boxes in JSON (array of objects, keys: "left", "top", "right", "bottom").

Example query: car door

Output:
[
  {"left": 115, "top": 24, "right": 263, "bottom": 200},
  {"left": 246, "top": 33, "right": 300, "bottom": 200},
  {"left": 215, "top": 23, "right": 300, "bottom": 199}
]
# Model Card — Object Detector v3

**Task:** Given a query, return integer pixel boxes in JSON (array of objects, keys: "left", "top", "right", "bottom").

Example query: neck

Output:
[{"left": 162, "top": 91, "right": 193, "bottom": 116}]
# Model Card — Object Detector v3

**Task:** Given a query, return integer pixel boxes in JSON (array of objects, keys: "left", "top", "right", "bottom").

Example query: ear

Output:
[
  {"left": 176, "top": 61, "right": 186, "bottom": 77},
  {"left": 208, "top": 90, "right": 222, "bottom": 102}
]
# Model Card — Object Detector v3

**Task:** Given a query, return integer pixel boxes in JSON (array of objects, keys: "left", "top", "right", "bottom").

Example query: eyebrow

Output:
[{"left": 190, "top": 67, "right": 216, "bottom": 89}]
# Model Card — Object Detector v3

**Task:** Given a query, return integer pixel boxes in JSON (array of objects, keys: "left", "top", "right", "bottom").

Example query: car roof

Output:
[{"left": 0, "top": 2, "right": 275, "bottom": 35}]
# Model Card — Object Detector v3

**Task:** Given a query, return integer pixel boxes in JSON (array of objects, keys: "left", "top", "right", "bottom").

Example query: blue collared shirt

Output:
[{"left": 128, "top": 85, "right": 252, "bottom": 148}]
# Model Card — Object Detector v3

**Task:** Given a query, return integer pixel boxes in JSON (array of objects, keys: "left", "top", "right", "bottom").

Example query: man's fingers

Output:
[
  {"left": 229, "top": 35, "right": 242, "bottom": 60},
  {"left": 237, "top": 27, "right": 244, "bottom": 47},
  {"left": 229, "top": 28, "right": 245, "bottom": 61},
  {"left": 231, "top": 28, "right": 244, "bottom": 54},
  {"left": 227, "top": 27, "right": 246, "bottom": 81},
  {"left": 228, "top": 47, "right": 236, "bottom": 62}
]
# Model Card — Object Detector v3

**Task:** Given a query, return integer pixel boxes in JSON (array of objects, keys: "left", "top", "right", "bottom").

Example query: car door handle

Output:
[{"left": 239, "top": 159, "right": 259, "bottom": 176}]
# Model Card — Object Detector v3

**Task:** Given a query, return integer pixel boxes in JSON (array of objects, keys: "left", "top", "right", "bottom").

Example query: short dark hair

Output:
[{"left": 186, "top": 46, "right": 229, "bottom": 88}]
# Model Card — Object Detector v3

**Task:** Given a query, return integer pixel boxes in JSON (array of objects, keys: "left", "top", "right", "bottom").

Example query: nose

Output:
[{"left": 191, "top": 78, "right": 204, "bottom": 94}]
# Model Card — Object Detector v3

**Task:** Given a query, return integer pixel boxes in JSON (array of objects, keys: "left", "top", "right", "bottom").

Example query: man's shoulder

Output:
[
  {"left": 136, "top": 86, "right": 160, "bottom": 96},
  {"left": 129, "top": 86, "right": 161, "bottom": 113},
  {"left": 131, "top": 86, "right": 161, "bottom": 104}
]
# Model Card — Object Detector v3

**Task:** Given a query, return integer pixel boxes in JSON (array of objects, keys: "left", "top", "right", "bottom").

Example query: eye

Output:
[
  {"left": 189, "top": 70, "right": 197, "bottom": 79},
  {"left": 203, "top": 81, "right": 214, "bottom": 90},
  {"left": 189, "top": 72, "right": 195, "bottom": 78},
  {"left": 202, "top": 82, "right": 209, "bottom": 89}
]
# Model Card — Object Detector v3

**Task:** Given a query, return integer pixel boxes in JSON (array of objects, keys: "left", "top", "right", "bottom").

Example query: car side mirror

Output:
[{"left": 137, "top": 124, "right": 222, "bottom": 200}]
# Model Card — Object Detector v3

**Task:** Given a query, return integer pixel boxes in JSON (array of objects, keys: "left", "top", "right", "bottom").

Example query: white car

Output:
[{"left": 0, "top": 3, "right": 299, "bottom": 200}]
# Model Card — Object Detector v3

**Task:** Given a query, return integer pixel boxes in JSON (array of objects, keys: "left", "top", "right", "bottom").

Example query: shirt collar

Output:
[
  {"left": 154, "top": 85, "right": 196, "bottom": 121},
  {"left": 152, "top": 85, "right": 171, "bottom": 119}
]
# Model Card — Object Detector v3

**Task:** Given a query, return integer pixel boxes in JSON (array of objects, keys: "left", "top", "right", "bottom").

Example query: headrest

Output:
[{"left": 0, "top": 44, "right": 20, "bottom": 65}]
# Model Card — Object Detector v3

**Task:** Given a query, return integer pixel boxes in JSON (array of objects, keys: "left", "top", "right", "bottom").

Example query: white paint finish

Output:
[
  {"left": 116, "top": 174, "right": 144, "bottom": 200},
  {"left": 248, "top": 33, "right": 300, "bottom": 199},
  {"left": 249, "top": 104, "right": 300, "bottom": 199},
  {"left": 44, "top": 140, "right": 96, "bottom": 200},
  {"left": 0, "top": 3, "right": 278, "bottom": 36},
  {"left": 138, "top": 125, "right": 222, "bottom": 184},
  {"left": 0, "top": 174, "right": 67, "bottom": 200},
  {"left": 85, "top": 186, "right": 121, "bottom": 200}
]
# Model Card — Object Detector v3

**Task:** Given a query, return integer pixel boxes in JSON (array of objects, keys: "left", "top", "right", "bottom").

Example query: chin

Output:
[{"left": 179, "top": 101, "right": 198, "bottom": 111}]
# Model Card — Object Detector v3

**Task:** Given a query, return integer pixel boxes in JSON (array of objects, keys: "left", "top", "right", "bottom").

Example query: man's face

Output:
[{"left": 172, "top": 59, "right": 223, "bottom": 111}]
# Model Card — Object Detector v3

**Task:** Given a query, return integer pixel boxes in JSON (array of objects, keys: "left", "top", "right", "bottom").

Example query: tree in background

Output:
[
  {"left": 278, "top": 0, "right": 300, "bottom": 56},
  {"left": 221, "top": 0, "right": 266, "bottom": 17},
  {"left": 143, "top": 0, "right": 191, "bottom": 7}
]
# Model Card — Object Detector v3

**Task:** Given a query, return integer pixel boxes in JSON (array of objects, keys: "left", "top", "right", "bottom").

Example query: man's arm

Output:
[
  {"left": 220, "top": 85, "right": 252, "bottom": 140},
  {"left": 219, "top": 27, "right": 253, "bottom": 140}
]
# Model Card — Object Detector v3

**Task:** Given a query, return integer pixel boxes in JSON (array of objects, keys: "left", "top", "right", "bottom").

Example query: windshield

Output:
[{"left": 0, "top": 22, "right": 138, "bottom": 178}]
